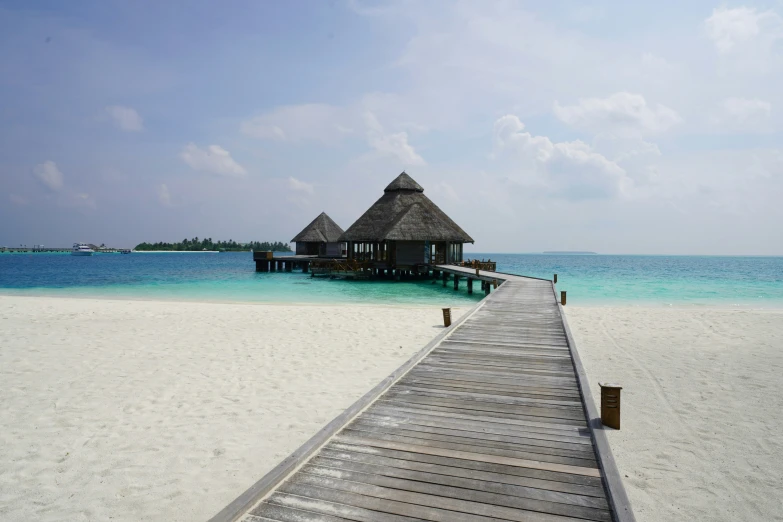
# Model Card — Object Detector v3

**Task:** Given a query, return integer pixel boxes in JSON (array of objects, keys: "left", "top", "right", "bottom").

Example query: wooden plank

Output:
[
  {"left": 326, "top": 442, "right": 603, "bottom": 488},
  {"left": 362, "top": 408, "right": 592, "bottom": 443},
  {"left": 337, "top": 429, "right": 597, "bottom": 468},
  {"left": 366, "top": 403, "right": 591, "bottom": 435},
  {"left": 287, "top": 473, "right": 586, "bottom": 522},
  {"left": 345, "top": 422, "right": 595, "bottom": 460},
  {"left": 249, "top": 501, "right": 354, "bottom": 521},
  {"left": 331, "top": 434, "right": 601, "bottom": 476},
  {"left": 302, "top": 455, "right": 609, "bottom": 508},
  {"left": 317, "top": 447, "right": 606, "bottom": 498},
  {"left": 300, "top": 463, "right": 612, "bottom": 521},
  {"left": 267, "top": 487, "right": 484, "bottom": 522},
  {"left": 377, "top": 398, "right": 587, "bottom": 427},
  {"left": 397, "top": 378, "right": 583, "bottom": 401},
  {"left": 394, "top": 385, "right": 583, "bottom": 408},
  {"left": 381, "top": 393, "right": 587, "bottom": 422},
  {"left": 356, "top": 414, "right": 593, "bottom": 448},
  {"left": 406, "top": 368, "right": 580, "bottom": 392}
]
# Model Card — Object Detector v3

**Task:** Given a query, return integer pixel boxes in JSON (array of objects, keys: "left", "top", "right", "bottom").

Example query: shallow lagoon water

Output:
[{"left": 1, "top": 252, "right": 782, "bottom": 307}]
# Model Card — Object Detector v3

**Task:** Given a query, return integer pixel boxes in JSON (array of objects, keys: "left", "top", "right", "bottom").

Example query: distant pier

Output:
[{"left": 253, "top": 252, "right": 508, "bottom": 295}]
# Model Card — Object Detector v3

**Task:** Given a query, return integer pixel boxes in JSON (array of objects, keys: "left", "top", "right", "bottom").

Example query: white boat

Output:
[{"left": 71, "top": 243, "right": 94, "bottom": 256}]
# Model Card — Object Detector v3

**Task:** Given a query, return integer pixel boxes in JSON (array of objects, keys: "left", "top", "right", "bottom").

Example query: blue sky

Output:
[{"left": 2, "top": 0, "right": 782, "bottom": 254}]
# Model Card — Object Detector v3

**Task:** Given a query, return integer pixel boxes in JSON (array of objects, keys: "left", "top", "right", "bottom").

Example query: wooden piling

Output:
[
  {"left": 453, "top": 275, "right": 459, "bottom": 290},
  {"left": 599, "top": 383, "right": 622, "bottom": 429},
  {"left": 561, "top": 290, "right": 567, "bottom": 306},
  {"left": 467, "top": 278, "right": 473, "bottom": 294},
  {"left": 442, "top": 308, "right": 452, "bottom": 327},
  {"left": 554, "top": 273, "right": 558, "bottom": 284}
]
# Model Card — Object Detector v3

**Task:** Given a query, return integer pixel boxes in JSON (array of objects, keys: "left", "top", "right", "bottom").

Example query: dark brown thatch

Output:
[
  {"left": 291, "top": 212, "right": 345, "bottom": 243},
  {"left": 339, "top": 172, "right": 474, "bottom": 243}
]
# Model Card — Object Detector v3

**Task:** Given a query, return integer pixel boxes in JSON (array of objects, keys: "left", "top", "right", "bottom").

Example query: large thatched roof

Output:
[
  {"left": 340, "top": 172, "right": 474, "bottom": 243},
  {"left": 291, "top": 212, "right": 345, "bottom": 243}
]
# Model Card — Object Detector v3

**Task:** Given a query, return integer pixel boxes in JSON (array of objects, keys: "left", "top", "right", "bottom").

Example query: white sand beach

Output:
[
  {"left": 0, "top": 296, "right": 465, "bottom": 522},
  {"left": 4, "top": 296, "right": 783, "bottom": 522},
  {"left": 566, "top": 306, "right": 783, "bottom": 522}
]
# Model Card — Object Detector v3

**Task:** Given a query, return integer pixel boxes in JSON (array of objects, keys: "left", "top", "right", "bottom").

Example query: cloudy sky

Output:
[{"left": 2, "top": 0, "right": 782, "bottom": 254}]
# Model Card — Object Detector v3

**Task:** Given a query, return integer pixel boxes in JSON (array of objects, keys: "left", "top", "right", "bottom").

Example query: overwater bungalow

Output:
[
  {"left": 291, "top": 212, "right": 345, "bottom": 257},
  {"left": 339, "top": 172, "right": 474, "bottom": 272}
]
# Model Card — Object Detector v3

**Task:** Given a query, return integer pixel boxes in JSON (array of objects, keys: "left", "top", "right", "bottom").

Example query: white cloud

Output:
[
  {"left": 157, "top": 184, "right": 171, "bottom": 206},
  {"left": 64, "top": 192, "right": 96, "bottom": 210},
  {"left": 434, "top": 181, "right": 460, "bottom": 203},
  {"left": 106, "top": 105, "right": 144, "bottom": 131},
  {"left": 714, "top": 97, "right": 772, "bottom": 125},
  {"left": 493, "top": 115, "right": 630, "bottom": 199},
  {"left": 554, "top": 92, "right": 682, "bottom": 134},
  {"left": 288, "top": 176, "right": 314, "bottom": 195},
  {"left": 241, "top": 104, "right": 350, "bottom": 143},
  {"left": 33, "top": 160, "right": 64, "bottom": 191},
  {"left": 704, "top": 7, "right": 783, "bottom": 53},
  {"left": 364, "top": 112, "right": 426, "bottom": 166},
  {"left": 242, "top": 103, "right": 425, "bottom": 165},
  {"left": 180, "top": 143, "right": 246, "bottom": 177}
]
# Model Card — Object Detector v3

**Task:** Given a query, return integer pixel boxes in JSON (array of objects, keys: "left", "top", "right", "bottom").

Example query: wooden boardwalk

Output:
[{"left": 212, "top": 277, "right": 634, "bottom": 522}]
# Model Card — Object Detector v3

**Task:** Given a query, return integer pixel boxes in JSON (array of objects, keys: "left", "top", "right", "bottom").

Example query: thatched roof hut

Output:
[
  {"left": 340, "top": 172, "right": 473, "bottom": 268},
  {"left": 291, "top": 212, "right": 345, "bottom": 256}
]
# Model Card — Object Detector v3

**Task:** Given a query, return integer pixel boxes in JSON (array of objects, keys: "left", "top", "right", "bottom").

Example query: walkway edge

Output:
[
  {"left": 553, "top": 282, "right": 636, "bottom": 522},
  {"left": 207, "top": 297, "right": 488, "bottom": 522}
]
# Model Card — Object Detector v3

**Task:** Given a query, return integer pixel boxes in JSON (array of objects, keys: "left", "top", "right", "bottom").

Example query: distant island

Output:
[
  {"left": 134, "top": 238, "right": 292, "bottom": 252},
  {"left": 543, "top": 251, "right": 598, "bottom": 255}
]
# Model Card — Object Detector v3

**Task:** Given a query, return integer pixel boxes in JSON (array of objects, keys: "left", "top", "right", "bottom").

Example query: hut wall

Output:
[
  {"left": 395, "top": 241, "right": 427, "bottom": 266},
  {"left": 296, "top": 242, "right": 320, "bottom": 256},
  {"left": 325, "top": 242, "right": 345, "bottom": 257}
]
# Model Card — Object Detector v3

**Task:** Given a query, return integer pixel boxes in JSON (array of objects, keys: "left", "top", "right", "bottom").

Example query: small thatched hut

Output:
[
  {"left": 291, "top": 212, "right": 346, "bottom": 257},
  {"left": 339, "top": 172, "right": 473, "bottom": 269}
]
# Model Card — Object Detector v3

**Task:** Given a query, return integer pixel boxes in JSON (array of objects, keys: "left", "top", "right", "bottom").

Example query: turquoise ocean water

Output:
[{"left": 1, "top": 252, "right": 782, "bottom": 307}]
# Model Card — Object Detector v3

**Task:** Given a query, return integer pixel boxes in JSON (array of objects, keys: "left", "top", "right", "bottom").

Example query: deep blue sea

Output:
[{"left": 1, "top": 252, "right": 782, "bottom": 307}]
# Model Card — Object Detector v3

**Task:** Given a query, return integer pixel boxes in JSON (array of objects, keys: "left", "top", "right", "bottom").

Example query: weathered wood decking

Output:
[{"left": 211, "top": 276, "right": 634, "bottom": 522}]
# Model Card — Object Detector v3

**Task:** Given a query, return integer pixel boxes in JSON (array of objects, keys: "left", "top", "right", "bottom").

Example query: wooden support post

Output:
[
  {"left": 492, "top": 280, "right": 498, "bottom": 289},
  {"left": 453, "top": 275, "right": 459, "bottom": 290},
  {"left": 442, "top": 272, "right": 448, "bottom": 287},
  {"left": 285, "top": 261, "right": 292, "bottom": 272},
  {"left": 270, "top": 260, "right": 275, "bottom": 272},
  {"left": 467, "top": 278, "right": 473, "bottom": 294},
  {"left": 561, "top": 290, "right": 567, "bottom": 306},
  {"left": 442, "top": 308, "right": 452, "bottom": 327},
  {"left": 553, "top": 273, "right": 558, "bottom": 284},
  {"left": 484, "top": 283, "right": 490, "bottom": 296},
  {"left": 599, "top": 383, "right": 622, "bottom": 429},
  {"left": 302, "top": 262, "right": 308, "bottom": 273}
]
